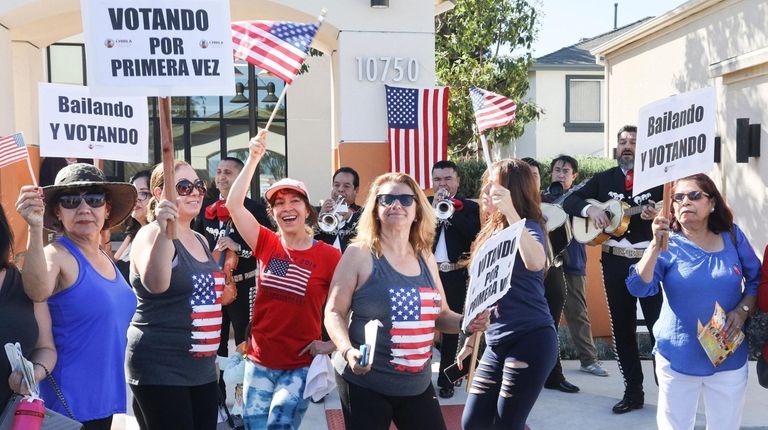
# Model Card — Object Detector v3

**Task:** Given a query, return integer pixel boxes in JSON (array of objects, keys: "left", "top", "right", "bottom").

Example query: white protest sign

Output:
[
  {"left": 634, "top": 87, "right": 716, "bottom": 196},
  {"left": 81, "top": 0, "right": 235, "bottom": 96},
  {"left": 461, "top": 219, "right": 524, "bottom": 332},
  {"left": 38, "top": 83, "right": 149, "bottom": 163}
]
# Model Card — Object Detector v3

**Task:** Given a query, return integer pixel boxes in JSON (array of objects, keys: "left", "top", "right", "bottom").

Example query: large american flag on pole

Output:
[
  {"left": 189, "top": 272, "right": 224, "bottom": 357},
  {"left": 388, "top": 286, "right": 441, "bottom": 373},
  {"left": 231, "top": 20, "right": 321, "bottom": 84},
  {"left": 262, "top": 257, "right": 312, "bottom": 297},
  {"left": 470, "top": 87, "right": 517, "bottom": 133},
  {"left": 385, "top": 85, "right": 449, "bottom": 189},
  {"left": 0, "top": 133, "right": 29, "bottom": 168}
]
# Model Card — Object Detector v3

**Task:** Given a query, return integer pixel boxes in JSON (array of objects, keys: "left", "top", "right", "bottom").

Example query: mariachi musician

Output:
[
  {"left": 429, "top": 160, "right": 481, "bottom": 399},
  {"left": 315, "top": 167, "right": 363, "bottom": 252},
  {"left": 562, "top": 125, "right": 663, "bottom": 414}
]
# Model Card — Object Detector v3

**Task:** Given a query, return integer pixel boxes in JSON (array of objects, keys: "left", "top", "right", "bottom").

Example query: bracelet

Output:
[
  {"left": 341, "top": 346, "right": 353, "bottom": 361},
  {"left": 32, "top": 362, "right": 50, "bottom": 378}
]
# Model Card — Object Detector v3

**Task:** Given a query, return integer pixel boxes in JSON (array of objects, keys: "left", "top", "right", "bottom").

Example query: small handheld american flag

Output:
[
  {"left": 0, "top": 132, "right": 37, "bottom": 186},
  {"left": 469, "top": 87, "right": 517, "bottom": 134}
]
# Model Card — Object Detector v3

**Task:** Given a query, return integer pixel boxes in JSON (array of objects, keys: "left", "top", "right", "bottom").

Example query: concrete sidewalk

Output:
[
  {"left": 299, "top": 357, "right": 768, "bottom": 430},
  {"left": 114, "top": 353, "right": 768, "bottom": 429}
]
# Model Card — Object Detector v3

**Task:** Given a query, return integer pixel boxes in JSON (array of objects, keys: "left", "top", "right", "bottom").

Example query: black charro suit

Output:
[
  {"left": 429, "top": 196, "right": 481, "bottom": 390},
  {"left": 562, "top": 166, "right": 663, "bottom": 398},
  {"left": 314, "top": 203, "right": 362, "bottom": 253},
  {"left": 194, "top": 197, "right": 271, "bottom": 356}
]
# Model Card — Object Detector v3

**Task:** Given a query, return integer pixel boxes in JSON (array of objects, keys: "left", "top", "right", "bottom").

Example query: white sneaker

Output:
[{"left": 580, "top": 362, "right": 609, "bottom": 377}]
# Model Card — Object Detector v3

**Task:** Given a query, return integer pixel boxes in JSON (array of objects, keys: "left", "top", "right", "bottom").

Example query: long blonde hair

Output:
[
  {"left": 353, "top": 173, "right": 436, "bottom": 256},
  {"left": 146, "top": 160, "right": 190, "bottom": 223}
]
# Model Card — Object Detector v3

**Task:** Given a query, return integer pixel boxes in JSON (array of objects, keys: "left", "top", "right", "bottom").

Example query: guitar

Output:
[{"left": 571, "top": 199, "right": 663, "bottom": 246}]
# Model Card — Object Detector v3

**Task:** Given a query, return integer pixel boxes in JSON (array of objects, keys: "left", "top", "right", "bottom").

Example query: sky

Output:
[{"left": 532, "top": 0, "right": 688, "bottom": 57}]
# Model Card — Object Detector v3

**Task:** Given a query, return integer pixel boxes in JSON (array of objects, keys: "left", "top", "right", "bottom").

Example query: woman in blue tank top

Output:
[
  {"left": 459, "top": 159, "right": 557, "bottom": 430},
  {"left": 325, "top": 172, "right": 488, "bottom": 430},
  {"left": 18, "top": 163, "right": 138, "bottom": 430}
]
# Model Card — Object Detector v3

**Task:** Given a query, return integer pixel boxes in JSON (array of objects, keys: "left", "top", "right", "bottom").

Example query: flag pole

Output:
[
  {"left": 25, "top": 156, "right": 38, "bottom": 188},
  {"left": 262, "top": 84, "right": 289, "bottom": 133}
]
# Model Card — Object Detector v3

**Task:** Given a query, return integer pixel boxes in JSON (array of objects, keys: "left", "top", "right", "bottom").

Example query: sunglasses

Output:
[
  {"left": 58, "top": 192, "right": 107, "bottom": 209},
  {"left": 176, "top": 179, "right": 207, "bottom": 196},
  {"left": 672, "top": 191, "right": 710, "bottom": 202},
  {"left": 377, "top": 194, "right": 416, "bottom": 207},
  {"left": 136, "top": 191, "right": 151, "bottom": 202}
]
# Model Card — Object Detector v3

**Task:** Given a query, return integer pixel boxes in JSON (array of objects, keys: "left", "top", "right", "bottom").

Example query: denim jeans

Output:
[{"left": 243, "top": 360, "right": 310, "bottom": 430}]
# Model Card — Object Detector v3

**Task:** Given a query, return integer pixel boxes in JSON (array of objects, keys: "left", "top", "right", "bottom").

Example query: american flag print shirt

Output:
[
  {"left": 189, "top": 271, "right": 224, "bottom": 357},
  {"left": 388, "top": 286, "right": 441, "bottom": 373}
]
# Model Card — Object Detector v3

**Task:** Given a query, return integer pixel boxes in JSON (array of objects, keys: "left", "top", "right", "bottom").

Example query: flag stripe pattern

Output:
[
  {"left": 0, "top": 133, "right": 28, "bottom": 168},
  {"left": 388, "top": 286, "right": 441, "bottom": 373},
  {"left": 262, "top": 257, "right": 312, "bottom": 296},
  {"left": 470, "top": 87, "right": 517, "bottom": 133},
  {"left": 231, "top": 21, "right": 319, "bottom": 84},
  {"left": 386, "top": 85, "right": 449, "bottom": 189},
  {"left": 189, "top": 272, "right": 224, "bottom": 357}
]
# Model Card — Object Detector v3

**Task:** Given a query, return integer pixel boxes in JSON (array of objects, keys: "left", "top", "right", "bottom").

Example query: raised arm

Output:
[
  {"left": 489, "top": 184, "right": 546, "bottom": 272},
  {"left": 16, "top": 186, "right": 55, "bottom": 301},
  {"left": 227, "top": 129, "right": 268, "bottom": 251},
  {"left": 131, "top": 200, "right": 177, "bottom": 294}
]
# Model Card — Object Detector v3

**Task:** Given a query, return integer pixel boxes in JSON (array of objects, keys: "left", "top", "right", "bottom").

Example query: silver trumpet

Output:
[
  {"left": 318, "top": 195, "right": 346, "bottom": 233},
  {"left": 434, "top": 188, "right": 455, "bottom": 220}
]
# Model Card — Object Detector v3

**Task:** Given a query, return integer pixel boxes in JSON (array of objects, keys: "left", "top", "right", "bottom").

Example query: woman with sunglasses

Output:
[
  {"left": 324, "top": 171, "right": 488, "bottom": 430},
  {"left": 126, "top": 161, "right": 225, "bottom": 430},
  {"left": 114, "top": 170, "right": 151, "bottom": 281},
  {"left": 16, "top": 163, "right": 137, "bottom": 430},
  {"left": 627, "top": 173, "right": 760, "bottom": 429},
  {"left": 458, "top": 159, "right": 556, "bottom": 430},
  {"left": 226, "top": 130, "right": 341, "bottom": 429}
]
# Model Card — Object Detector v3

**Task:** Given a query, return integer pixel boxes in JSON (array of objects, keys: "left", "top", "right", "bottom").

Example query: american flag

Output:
[
  {"left": 470, "top": 87, "right": 517, "bottom": 133},
  {"left": 385, "top": 85, "right": 449, "bottom": 189},
  {"left": 388, "top": 286, "right": 441, "bottom": 373},
  {"left": 231, "top": 20, "right": 320, "bottom": 84},
  {"left": 262, "top": 257, "right": 312, "bottom": 296},
  {"left": 189, "top": 272, "right": 224, "bottom": 357},
  {"left": 0, "top": 133, "right": 29, "bottom": 168}
]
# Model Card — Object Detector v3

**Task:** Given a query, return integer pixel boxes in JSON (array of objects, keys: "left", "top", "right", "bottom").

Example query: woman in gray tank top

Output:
[{"left": 325, "top": 172, "right": 488, "bottom": 430}]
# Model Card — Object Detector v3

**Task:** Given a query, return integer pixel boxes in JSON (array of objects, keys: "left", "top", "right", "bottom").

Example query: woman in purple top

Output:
[
  {"left": 626, "top": 173, "right": 759, "bottom": 430},
  {"left": 18, "top": 163, "right": 138, "bottom": 430}
]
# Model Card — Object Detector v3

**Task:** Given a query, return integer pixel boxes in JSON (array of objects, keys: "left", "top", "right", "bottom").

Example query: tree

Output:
[{"left": 435, "top": 0, "right": 540, "bottom": 157}]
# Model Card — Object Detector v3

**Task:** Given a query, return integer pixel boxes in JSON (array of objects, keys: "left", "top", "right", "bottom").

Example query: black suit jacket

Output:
[
  {"left": 314, "top": 203, "right": 362, "bottom": 253},
  {"left": 562, "top": 166, "right": 663, "bottom": 245},
  {"left": 429, "top": 196, "right": 481, "bottom": 295},
  {"left": 193, "top": 197, "right": 271, "bottom": 276}
]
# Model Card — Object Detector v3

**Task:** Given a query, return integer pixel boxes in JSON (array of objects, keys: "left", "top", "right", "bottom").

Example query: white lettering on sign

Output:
[{"left": 355, "top": 56, "right": 419, "bottom": 82}]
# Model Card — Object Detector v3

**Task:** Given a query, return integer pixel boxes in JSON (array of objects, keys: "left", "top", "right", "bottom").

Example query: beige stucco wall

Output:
[{"left": 599, "top": 0, "right": 768, "bottom": 250}]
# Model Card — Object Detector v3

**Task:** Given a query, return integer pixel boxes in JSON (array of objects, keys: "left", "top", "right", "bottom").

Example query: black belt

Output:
[
  {"left": 438, "top": 262, "right": 462, "bottom": 272},
  {"left": 601, "top": 245, "right": 645, "bottom": 259},
  {"left": 232, "top": 269, "right": 258, "bottom": 283}
]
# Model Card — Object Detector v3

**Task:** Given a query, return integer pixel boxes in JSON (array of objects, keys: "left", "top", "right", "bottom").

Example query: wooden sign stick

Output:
[
  {"left": 158, "top": 96, "right": 177, "bottom": 240},
  {"left": 659, "top": 182, "right": 671, "bottom": 251},
  {"left": 465, "top": 332, "right": 483, "bottom": 392}
]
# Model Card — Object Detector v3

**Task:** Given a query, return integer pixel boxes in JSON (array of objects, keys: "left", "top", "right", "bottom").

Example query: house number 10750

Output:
[{"left": 355, "top": 57, "right": 419, "bottom": 82}]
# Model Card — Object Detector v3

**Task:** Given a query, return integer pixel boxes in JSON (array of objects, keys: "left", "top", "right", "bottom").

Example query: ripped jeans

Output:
[
  {"left": 462, "top": 326, "right": 557, "bottom": 430},
  {"left": 242, "top": 360, "right": 310, "bottom": 430}
]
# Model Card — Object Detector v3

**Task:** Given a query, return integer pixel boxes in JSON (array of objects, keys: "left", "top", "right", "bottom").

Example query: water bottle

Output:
[{"left": 12, "top": 396, "right": 45, "bottom": 430}]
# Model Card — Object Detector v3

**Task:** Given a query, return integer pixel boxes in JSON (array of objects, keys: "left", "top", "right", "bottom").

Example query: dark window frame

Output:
[{"left": 564, "top": 74, "right": 604, "bottom": 133}]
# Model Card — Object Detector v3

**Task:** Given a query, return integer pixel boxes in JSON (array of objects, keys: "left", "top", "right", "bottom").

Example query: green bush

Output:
[{"left": 453, "top": 156, "right": 617, "bottom": 198}]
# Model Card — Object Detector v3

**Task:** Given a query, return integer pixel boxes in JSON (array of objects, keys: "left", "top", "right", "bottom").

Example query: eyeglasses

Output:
[
  {"left": 136, "top": 191, "right": 151, "bottom": 202},
  {"left": 176, "top": 179, "right": 207, "bottom": 196},
  {"left": 377, "top": 194, "right": 416, "bottom": 207},
  {"left": 58, "top": 192, "right": 107, "bottom": 209},
  {"left": 672, "top": 191, "right": 710, "bottom": 202}
]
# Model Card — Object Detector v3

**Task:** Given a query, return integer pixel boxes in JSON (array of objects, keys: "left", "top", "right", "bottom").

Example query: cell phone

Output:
[
  {"left": 443, "top": 355, "right": 472, "bottom": 384},
  {"left": 359, "top": 344, "right": 370, "bottom": 367}
]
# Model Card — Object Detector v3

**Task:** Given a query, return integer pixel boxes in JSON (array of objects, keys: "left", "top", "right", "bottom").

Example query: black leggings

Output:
[
  {"left": 543, "top": 266, "right": 567, "bottom": 385},
  {"left": 462, "top": 326, "right": 558, "bottom": 430},
  {"left": 335, "top": 375, "right": 447, "bottom": 430},
  {"left": 131, "top": 382, "right": 219, "bottom": 430},
  {"left": 81, "top": 416, "right": 113, "bottom": 430}
]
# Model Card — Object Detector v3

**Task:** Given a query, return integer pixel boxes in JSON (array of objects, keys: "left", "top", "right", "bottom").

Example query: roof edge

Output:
[{"left": 590, "top": 0, "right": 724, "bottom": 58}]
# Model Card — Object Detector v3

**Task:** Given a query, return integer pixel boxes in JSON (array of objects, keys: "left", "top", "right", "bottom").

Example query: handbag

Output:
[{"left": 0, "top": 394, "right": 82, "bottom": 430}]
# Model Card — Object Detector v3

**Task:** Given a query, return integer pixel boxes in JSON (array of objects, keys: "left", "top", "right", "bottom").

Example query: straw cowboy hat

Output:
[{"left": 42, "top": 163, "right": 137, "bottom": 231}]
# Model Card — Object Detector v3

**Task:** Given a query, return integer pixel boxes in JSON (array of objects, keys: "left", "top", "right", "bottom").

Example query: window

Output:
[
  {"left": 47, "top": 44, "right": 86, "bottom": 85},
  {"left": 564, "top": 75, "right": 603, "bottom": 132}
]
